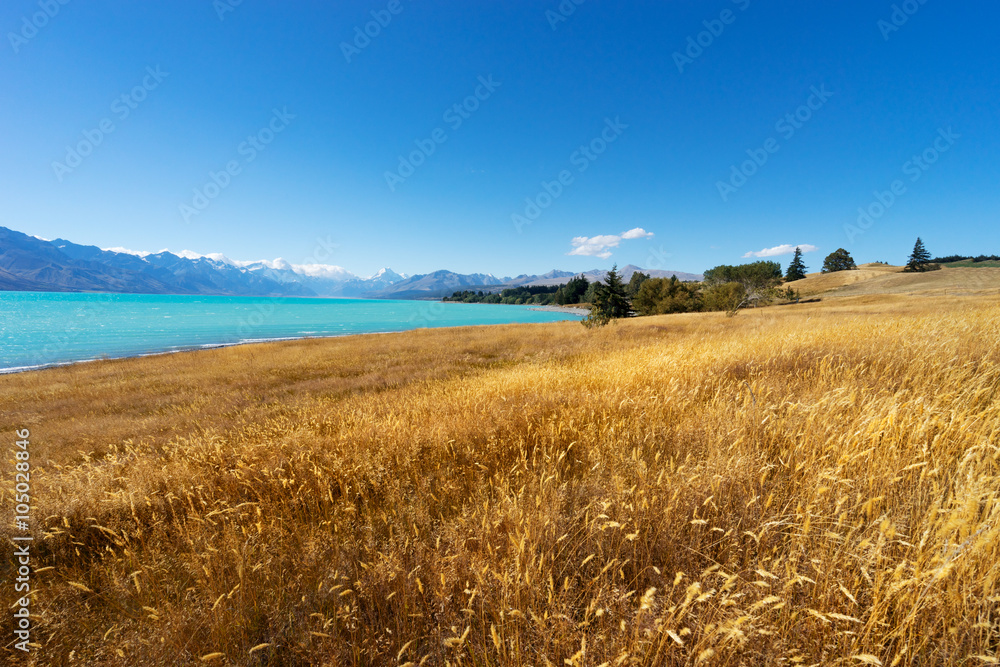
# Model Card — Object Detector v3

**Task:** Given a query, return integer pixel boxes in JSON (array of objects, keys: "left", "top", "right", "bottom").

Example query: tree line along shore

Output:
[{"left": 444, "top": 238, "right": 995, "bottom": 325}]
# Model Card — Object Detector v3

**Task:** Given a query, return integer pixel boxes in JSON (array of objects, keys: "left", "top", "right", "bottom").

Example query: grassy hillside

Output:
[
  {"left": 3, "top": 296, "right": 999, "bottom": 665},
  {"left": 822, "top": 267, "right": 1000, "bottom": 299},
  {"left": 941, "top": 260, "right": 1000, "bottom": 268},
  {"left": 790, "top": 263, "right": 903, "bottom": 297},
  {"left": 791, "top": 264, "right": 1000, "bottom": 300}
]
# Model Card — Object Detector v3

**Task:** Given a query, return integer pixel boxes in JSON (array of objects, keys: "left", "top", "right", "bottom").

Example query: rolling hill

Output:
[{"left": 792, "top": 262, "right": 1000, "bottom": 299}]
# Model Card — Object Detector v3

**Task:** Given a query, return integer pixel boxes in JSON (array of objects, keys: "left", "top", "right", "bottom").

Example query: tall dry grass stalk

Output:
[{"left": 2, "top": 297, "right": 998, "bottom": 665}]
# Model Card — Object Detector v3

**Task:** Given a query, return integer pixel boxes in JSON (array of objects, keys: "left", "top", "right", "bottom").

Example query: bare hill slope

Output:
[{"left": 792, "top": 263, "right": 1000, "bottom": 299}]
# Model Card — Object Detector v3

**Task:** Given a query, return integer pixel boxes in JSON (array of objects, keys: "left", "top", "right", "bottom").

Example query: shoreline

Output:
[
  {"left": 0, "top": 329, "right": 413, "bottom": 377},
  {"left": 527, "top": 305, "right": 590, "bottom": 315},
  {"left": 0, "top": 315, "right": 584, "bottom": 376}
]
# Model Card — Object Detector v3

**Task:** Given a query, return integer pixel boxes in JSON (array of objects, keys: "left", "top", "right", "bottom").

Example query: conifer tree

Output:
[
  {"left": 785, "top": 247, "right": 808, "bottom": 282},
  {"left": 905, "top": 237, "right": 933, "bottom": 272},
  {"left": 583, "top": 264, "right": 631, "bottom": 326},
  {"left": 627, "top": 271, "right": 650, "bottom": 297}
]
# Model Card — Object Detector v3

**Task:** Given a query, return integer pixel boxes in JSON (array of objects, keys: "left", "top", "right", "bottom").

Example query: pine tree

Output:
[
  {"left": 905, "top": 237, "right": 933, "bottom": 272},
  {"left": 584, "top": 265, "right": 631, "bottom": 326},
  {"left": 627, "top": 271, "right": 650, "bottom": 297},
  {"left": 598, "top": 264, "right": 631, "bottom": 319},
  {"left": 785, "top": 247, "right": 808, "bottom": 282}
]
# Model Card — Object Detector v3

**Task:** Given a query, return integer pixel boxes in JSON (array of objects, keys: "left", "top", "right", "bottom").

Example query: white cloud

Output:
[
  {"left": 621, "top": 227, "right": 654, "bottom": 240},
  {"left": 104, "top": 246, "right": 150, "bottom": 257},
  {"left": 291, "top": 263, "right": 355, "bottom": 279},
  {"left": 567, "top": 235, "right": 620, "bottom": 259},
  {"left": 227, "top": 257, "right": 356, "bottom": 280},
  {"left": 177, "top": 250, "right": 236, "bottom": 265},
  {"left": 743, "top": 243, "right": 818, "bottom": 258},
  {"left": 567, "top": 228, "right": 655, "bottom": 259},
  {"left": 232, "top": 257, "right": 292, "bottom": 270}
]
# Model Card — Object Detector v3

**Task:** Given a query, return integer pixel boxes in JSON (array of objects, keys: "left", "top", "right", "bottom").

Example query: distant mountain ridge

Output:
[{"left": 0, "top": 226, "right": 702, "bottom": 299}]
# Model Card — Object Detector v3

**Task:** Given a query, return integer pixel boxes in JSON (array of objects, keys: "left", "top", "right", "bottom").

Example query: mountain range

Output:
[{"left": 0, "top": 226, "right": 701, "bottom": 299}]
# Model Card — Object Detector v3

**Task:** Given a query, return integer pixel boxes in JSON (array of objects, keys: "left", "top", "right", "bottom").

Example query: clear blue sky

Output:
[{"left": 2, "top": 1, "right": 997, "bottom": 278}]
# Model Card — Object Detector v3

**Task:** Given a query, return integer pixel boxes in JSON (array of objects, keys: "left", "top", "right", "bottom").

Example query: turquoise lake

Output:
[{"left": 0, "top": 291, "right": 582, "bottom": 373}]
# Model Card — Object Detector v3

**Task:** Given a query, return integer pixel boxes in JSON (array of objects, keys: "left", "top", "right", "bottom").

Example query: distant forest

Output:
[
  {"left": 443, "top": 264, "right": 791, "bottom": 315},
  {"left": 933, "top": 254, "right": 1000, "bottom": 263},
  {"left": 445, "top": 244, "right": 998, "bottom": 323},
  {"left": 443, "top": 276, "right": 591, "bottom": 306}
]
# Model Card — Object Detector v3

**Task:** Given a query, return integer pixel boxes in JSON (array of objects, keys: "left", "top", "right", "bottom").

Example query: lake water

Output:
[{"left": 0, "top": 291, "right": 581, "bottom": 373}]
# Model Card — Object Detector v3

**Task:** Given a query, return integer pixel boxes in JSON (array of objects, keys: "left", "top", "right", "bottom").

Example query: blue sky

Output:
[{"left": 2, "top": 1, "right": 998, "bottom": 278}]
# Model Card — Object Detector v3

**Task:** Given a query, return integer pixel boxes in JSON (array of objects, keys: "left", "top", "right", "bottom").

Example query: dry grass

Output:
[
  {"left": 942, "top": 261, "right": 1000, "bottom": 269},
  {"left": 791, "top": 263, "right": 903, "bottom": 297},
  {"left": 792, "top": 263, "right": 1000, "bottom": 300},
  {"left": 825, "top": 267, "right": 1000, "bottom": 299},
  {"left": 2, "top": 296, "right": 999, "bottom": 665}
]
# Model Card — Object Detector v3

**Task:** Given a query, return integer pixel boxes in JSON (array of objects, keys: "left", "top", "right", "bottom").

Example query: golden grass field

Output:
[
  {"left": 2, "top": 292, "right": 999, "bottom": 665},
  {"left": 826, "top": 267, "right": 1000, "bottom": 299},
  {"left": 793, "top": 265, "right": 1000, "bottom": 299},
  {"left": 791, "top": 263, "right": 904, "bottom": 297}
]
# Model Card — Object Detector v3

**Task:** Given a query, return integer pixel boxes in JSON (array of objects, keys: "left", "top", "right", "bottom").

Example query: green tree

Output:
[
  {"left": 704, "top": 261, "right": 782, "bottom": 287},
  {"left": 626, "top": 271, "right": 650, "bottom": 297},
  {"left": 632, "top": 276, "right": 699, "bottom": 316},
  {"left": 701, "top": 282, "right": 746, "bottom": 315},
  {"left": 581, "top": 309, "right": 611, "bottom": 328},
  {"left": 583, "top": 265, "right": 631, "bottom": 326},
  {"left": 785, "top": 247, "right": 808, "bottom": 282},
  {"left": 595, "top": 265, "right": 631, "bottom": 319},
  {"left": 904, "top": 237, "right": 936, "bottom": 272},
  {"left": 821, "top": 248, "right": 857, "bottom": 273},
  {"left": 561, "top": 275, "right": 589, "bottom": 304},
  {"left": 703, "top": 261, "right": 783, "bottom": 312}
]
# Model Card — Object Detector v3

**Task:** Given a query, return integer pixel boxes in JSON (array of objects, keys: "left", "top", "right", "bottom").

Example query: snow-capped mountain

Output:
[
  {"left": 368, "top": 267, "right": 406, "bottom": 284},
  {"left": 234, "top": 259, "right": 357, "bottom": 296},
  {"left": 0, "top": 226, "right": 701, "bottom": 299},
  {"left": 373, "top": 270, "right": 506, "bottom": 299},
  {"left": 0, "top": 227, "right": 382, "bottom": 297}
]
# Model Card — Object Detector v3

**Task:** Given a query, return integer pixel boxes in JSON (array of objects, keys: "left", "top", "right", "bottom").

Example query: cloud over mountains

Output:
[
  {"left": 743, "top": 243, "right": 818, "bottom": 258},
  {"left": 567, "top": 228, "right": 654, "bottom": 259}
]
